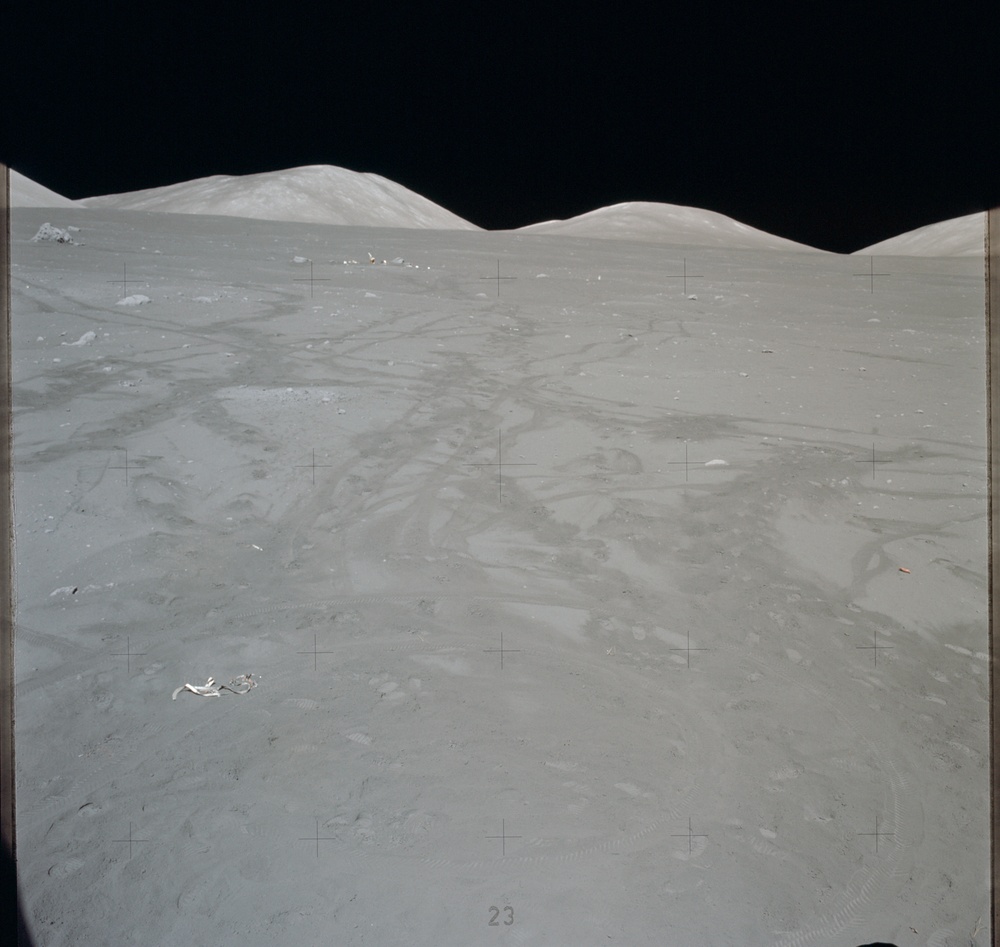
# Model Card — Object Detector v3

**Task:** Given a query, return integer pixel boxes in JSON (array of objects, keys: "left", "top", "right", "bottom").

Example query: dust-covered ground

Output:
[{"left": 10, "top": 207, "right": 988, "bottom": 946}]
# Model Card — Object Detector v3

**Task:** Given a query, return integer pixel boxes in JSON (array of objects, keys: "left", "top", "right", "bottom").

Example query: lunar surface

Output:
[{"left": 9, "top": 190, "right": 988, "bottom": 945}]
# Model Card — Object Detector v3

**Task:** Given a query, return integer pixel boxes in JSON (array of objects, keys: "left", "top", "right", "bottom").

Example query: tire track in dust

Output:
[
  {"left": 236, "top": 588, "right": 910, "bottom": 910},
  {"left": 716, "top": 631, "right": 912, "bottom": 947},
  {"left": 23, "top": 589, "right": 549, "bottom": 846},
  {"left": 234, "top": 592, "right": 563, "bottom": 621},
  {"left": 234, "top": 593, "right": 711, "bottom": 870},
  {"left": 183, "top": 638, "right": 697, "bottom": 867},
  {"left": 19, "top": 605, "right": 429, "bottom": 834},
  {"left": 27, "top": 585, "right": 911, "bottom": 930},
  {"left": 345, "top": 647, "right": 716, "bottom": 870},
  {"left": 231, "top": 593, "right": 720, "bottom": 869}
]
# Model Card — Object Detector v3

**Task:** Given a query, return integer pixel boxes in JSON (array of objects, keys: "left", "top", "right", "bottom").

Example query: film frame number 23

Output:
[{"left": 488, "top": 905, "right": 514, "bottom": 926}]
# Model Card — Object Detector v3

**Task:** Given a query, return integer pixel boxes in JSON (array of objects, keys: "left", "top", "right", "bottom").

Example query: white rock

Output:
[{"left": 31, "top": 223, "right": 75, "bottom": 244}]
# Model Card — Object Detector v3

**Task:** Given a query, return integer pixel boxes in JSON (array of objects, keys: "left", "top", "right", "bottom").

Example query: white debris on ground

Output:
[
  {"left": 11, "top": 190, "right": 987, "bottom": 946},
  {"left": 171, "top": 673, "right": 257, "bottom": 700},
  {"left": 116, "top": 294, "right": 151, "bottom": 306},
  {"left": 61, "top": 331, "right": 97, "bottom": 346},
  {"left": 49, "top": 586, "right": 79, "bottom": 597},
  {"left": 338, "top": 255, "right": 417, "bottom": 267}
]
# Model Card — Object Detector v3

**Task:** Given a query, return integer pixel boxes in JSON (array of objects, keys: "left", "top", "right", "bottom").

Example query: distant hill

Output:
[
  {"left": 855, "top": 211, "right": 985, "bottom": 257},
  {"left": 79, "top": 165, "right": 481, "bottom": 231},
  {"left": 9, "top": 169, "right": 76, "bottom": 208},
  {"left": 515, "top": 201, "right": 820, "bottom": 252}
]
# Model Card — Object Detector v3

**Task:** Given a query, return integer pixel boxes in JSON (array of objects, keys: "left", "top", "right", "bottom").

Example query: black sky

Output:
[{"left": 3, "top": 5, "right": 995, "bottom": 253}]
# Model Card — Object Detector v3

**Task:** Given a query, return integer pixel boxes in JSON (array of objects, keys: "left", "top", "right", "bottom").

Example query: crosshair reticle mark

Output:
[
  {"left": 480, "top": 260, "right": 517, "bottom": 297},
  {"left": 300, "top": 818, "right": 338, "bottom": 858},
  {"left": 856, "top": 628, "right": 894, "bottom": 667},
  {"left": 858, "top": 812, "right": 895, "bottom": 853},
  {"left": 665, "top": 442, "right": 729, "bottom": 482},
  {"left": 107, "top": 263, "right": 147, "bottom": 300},
  {"left": 298, "top": 634, "right": 336, "bottom": 671},
  {"left": 856, "top": 442, "right": 892, "bottom": 480},
  {"left": 109, "top": 449, "right": 144, "bottom": 485},
  {"left": 293, "top": 261, "right": 330, "bottom": 298},
  {"left": 665, "top": 257, "right": 704, "bottom": 295},
  {"left": 463, "top": 429, "right": 537, "bottom": 503},
  {"left": 110, "top": 635, "right": 147, "bottom": 674},
  {"left": 485, "top": 819, "right": 522, "bottom": 856},
  {"left": 294, "top": 449, "right": 333, "bottom": 485},
  {"left": 483, "top": 632, "right": 522, "bottom": 670},
  {"left": 671, "top": 817, "right": 708, "bottom": 853},
  {"left": 853, "top": 256, "right": 891, "bottom": 294},
  {"left": 670, "top": 629, "right": 708, "bottom": 668},
  {"left": 112, "top": 822, "right": 150, "bottom": 859}
]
